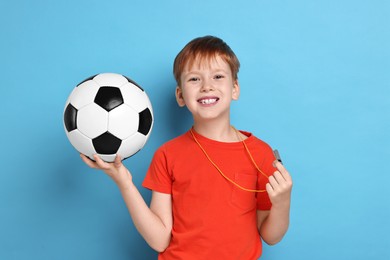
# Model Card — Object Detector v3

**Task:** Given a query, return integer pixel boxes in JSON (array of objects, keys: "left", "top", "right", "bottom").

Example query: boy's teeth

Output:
[{"left": 200, "top": 98, "right": 217, "bottom": 104}]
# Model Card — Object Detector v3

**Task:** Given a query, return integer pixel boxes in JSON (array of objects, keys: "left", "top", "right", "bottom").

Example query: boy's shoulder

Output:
[
  {"left": 156, "top": 130, "right": 193, "bottom": 154},
  {"left": 164, "top": 131, "right": 192, "bottom": 146},
  {"left": 240, "top": 130, "right": 272, "bottom": 147}
]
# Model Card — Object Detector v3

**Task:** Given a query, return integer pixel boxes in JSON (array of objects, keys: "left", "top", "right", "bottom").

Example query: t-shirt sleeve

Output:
[
  {"left": 142, "top": 145, "right": 173, "bottom": 194},
  {"left": 256, "top": 144, "right": 277, "bottom": 211}
]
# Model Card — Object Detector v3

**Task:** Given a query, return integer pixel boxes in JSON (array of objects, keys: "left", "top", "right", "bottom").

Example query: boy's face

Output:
[{"left": 176, "top": 55, "right": 240, "bottom": 122}]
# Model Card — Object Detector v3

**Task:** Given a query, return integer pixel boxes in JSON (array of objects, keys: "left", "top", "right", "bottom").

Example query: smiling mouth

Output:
[{"left": 198, "top": 98, "right": 219, "bottom": 105}]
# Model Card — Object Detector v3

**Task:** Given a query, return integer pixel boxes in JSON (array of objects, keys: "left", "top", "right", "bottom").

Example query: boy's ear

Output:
[
  {"left": 175, "top": 86, "right": 186, "bottom": 107},
  {"left": 232, "top": 80, "right": 240, "bottom": 100}
]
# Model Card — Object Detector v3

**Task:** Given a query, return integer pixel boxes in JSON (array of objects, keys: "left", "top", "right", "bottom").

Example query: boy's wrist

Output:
[
  {"left": 118, "top": 179, "right": 136, "bottom": 193},
  {"left": 270, "top": 200, "right": 291, "bottom": 212}
]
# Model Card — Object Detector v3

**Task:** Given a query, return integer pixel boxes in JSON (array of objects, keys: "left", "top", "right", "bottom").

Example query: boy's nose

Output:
[{"left": 200, "top": 80, "right": 214, "bottom": 92}]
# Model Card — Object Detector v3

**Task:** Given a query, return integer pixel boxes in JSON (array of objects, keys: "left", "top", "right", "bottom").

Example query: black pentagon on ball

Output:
[
  {"left": 92, "top": 132, "right": 122, "bottom": 154},
  {"left": 94, "top": 87, "right": 123, "bottom": 112},
  {"left": 76, "top": 74, "right": 97, "bottom": 87},
  {"left": 123, "top": 75, "right": 144, "bottom": 91},
  {"left": 64, "top": 104, "right": 78, "bottom": 132},
  {"left": 138, "top": 108, "right": 153, "bottom": 135}
]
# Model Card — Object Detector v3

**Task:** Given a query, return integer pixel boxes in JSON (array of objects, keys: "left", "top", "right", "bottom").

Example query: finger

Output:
[
  {"left": 113, "top": 154, "right": 122, "bottom": 168},
  {"left": 80, "top": 154, "right": 98, "bottom": 168},
  {"left": 274, "top": 161, "right": 291, "bottom": 181},
  {"left": 273, "top": 160, "right": 285, "bottom": 172},
  {"left": 272, "top": 171, "right": 286, "bottom": 184},
  {"left": 266, "top": 183, "right": 274, "bottom": 194},
  {"left": 268, "top": 175, "right": 279, "bottom": 190},
  {"left": 93, "top": 154, "right": 110, "bottom": 169}
]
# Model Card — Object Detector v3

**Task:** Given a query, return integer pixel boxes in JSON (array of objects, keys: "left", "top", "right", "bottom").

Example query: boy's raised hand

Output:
[
  {"left": 80, "top": 154, "right": 133, "bottom": 190},
  {"left": 266, "top": 161, "right": 293, "bottom": 208}
]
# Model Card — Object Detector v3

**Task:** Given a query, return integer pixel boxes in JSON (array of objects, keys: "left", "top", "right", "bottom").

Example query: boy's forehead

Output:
[{"left": 184, "top": 54, "right": 229, "bottom": 72}]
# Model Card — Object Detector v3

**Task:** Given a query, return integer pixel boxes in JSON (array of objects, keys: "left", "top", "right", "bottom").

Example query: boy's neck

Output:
[{"left": 192, "top": 121, "right": 239, "bottom": 142}]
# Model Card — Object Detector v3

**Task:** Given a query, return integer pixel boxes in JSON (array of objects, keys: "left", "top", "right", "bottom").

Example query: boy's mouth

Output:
[{"left": 197, "top": 97, "right": 219, "bottom": 105}]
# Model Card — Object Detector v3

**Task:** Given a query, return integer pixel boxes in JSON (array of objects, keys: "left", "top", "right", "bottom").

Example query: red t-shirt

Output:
[{"left": 142, "top": 129, "right": 276, "bottom": 260}]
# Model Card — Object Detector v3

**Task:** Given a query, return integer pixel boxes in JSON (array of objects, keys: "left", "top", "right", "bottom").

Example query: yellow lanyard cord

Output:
[{"left": 190, "top": 127, "right": 269, "bottom": 193}]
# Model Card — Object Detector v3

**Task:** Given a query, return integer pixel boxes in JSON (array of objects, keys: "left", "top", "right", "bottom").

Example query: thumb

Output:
[{"left": 113, "top": 154, "right": 122, "bottom": 169}]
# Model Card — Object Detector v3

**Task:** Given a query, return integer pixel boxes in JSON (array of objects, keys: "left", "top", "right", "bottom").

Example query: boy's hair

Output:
[{"left": 173, "top": 35, "right": 240, "bottom": 86}]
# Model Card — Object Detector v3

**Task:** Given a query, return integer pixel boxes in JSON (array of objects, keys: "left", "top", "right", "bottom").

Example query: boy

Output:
[{"left": 81, "top": 35, "right": 292, "bottom": 259}]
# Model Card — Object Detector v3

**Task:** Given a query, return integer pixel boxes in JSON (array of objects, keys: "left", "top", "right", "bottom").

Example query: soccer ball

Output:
[{"left": 63, "top": 73, "right": 153, "bottom": 162}]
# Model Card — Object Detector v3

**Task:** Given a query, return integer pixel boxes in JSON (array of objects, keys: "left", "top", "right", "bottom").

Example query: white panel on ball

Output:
[
  {"left": 108, "top": 104, "right": 139, "bottom": 140},
  {"left": 120, "top": 82, "right": 150, "bottom": 112},
  {"left": 93, "top": 73, "right": 128, "bottom": 88},
  {"left": 70, "top": 80, "right": 100, "bottom": 109},
  {"left": 117, "top": 132, "right": 147, "bottom": 158},
  {"left": 67, "top": 130, "right": 96, "bottom": 159},
  {"left": 146, "top": 95, "right": 153, "bottom": 113},
  {"left": 97, "top": 154, "right": 117, "bottom": 162},
  {"left": 77, "top": 103, "right": 108, "bottom": 139}
]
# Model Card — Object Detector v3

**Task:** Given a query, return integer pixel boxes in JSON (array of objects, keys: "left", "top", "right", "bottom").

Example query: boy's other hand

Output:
[
  {"left": 80, "top": 154, "right": 133, "bottom": 190},
  {"left": 266, "top": 161, "right": 293, "bottom": 208}
]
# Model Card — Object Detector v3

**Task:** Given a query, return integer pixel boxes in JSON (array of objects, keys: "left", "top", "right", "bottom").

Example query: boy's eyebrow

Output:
[
  {"left": 182, "top": 71, "right": 201, "bottom": 77},
  {"left": 184, "top": 68, "right": 230, "bottom": 74},
  {"left": 213, "top": 69, "right": 230, "bottom": 74}
]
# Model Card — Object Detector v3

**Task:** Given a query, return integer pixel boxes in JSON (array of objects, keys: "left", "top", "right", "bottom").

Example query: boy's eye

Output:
[
  {"left": 214, "top": 75, "right": 224, "bottom": 79},
  {"left": 188, "top": 77, "right": 199, "bottom": 82}
]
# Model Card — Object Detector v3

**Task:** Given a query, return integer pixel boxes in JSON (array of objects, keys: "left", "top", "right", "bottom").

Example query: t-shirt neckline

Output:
[{"left": 188, "top": 128, "right": 254, "bottom": 149}]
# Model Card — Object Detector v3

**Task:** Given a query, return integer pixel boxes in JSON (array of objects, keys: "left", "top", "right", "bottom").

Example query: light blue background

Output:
[{"left": 1, "top": 0, "right": 389, "bottom": 259}]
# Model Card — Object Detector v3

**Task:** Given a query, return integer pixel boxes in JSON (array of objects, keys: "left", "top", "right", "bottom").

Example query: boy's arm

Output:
[
  {"left": 81, "top": 154, "right": 172, "bottom": 252},
  {"left": 257, "top": 161, "right": 292, "bottom": 245},
  {"left": 120, "top": 185, "right": 172, "bottom": 252}
]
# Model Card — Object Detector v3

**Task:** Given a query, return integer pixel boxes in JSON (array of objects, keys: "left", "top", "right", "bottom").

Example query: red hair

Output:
[{"left": 173, "top": 36, "right": 240, "bottom": 86}]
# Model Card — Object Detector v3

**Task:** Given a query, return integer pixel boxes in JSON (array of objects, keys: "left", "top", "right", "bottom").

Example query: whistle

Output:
[{"left": 273, "top": 149, "right": 283, "bottom": 164}]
